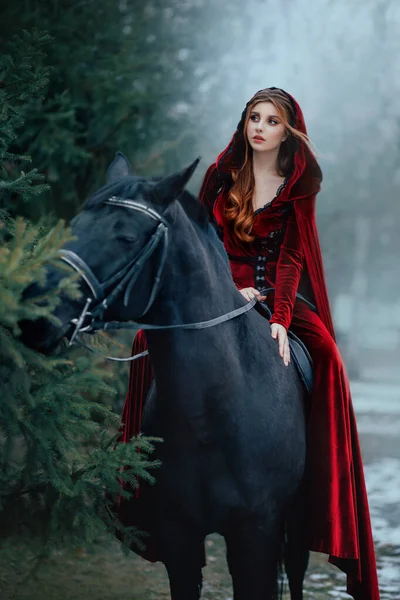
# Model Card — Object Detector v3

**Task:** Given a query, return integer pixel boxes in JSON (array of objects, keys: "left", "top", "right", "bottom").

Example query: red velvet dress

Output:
[{"left": 118, "top": 88, "right": 380, "bottom": 600}]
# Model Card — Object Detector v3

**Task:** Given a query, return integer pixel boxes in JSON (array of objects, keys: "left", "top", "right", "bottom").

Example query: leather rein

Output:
[{"left": 57, "top": 196, "right": 257, "bottom": 362}]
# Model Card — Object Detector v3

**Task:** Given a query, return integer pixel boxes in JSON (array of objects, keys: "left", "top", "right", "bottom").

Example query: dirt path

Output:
[
  {"left": 0, "top": 534, "right": 353, "bottom": 600},
  {"left": 2, "top": 381, "right": 400, "bottom": 599}
]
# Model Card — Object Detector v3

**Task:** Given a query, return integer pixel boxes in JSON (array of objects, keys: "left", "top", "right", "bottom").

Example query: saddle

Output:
[{"left": 255, "top": 299, "right": 313, "bottom": 395}]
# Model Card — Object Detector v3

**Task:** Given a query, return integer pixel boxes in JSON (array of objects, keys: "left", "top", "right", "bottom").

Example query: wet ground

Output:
[
  {"left": 0, "top": 377, "right": 399, "bottom": 599},
  {"left": 350, "top": 379, "right": 400, "bottom": 599},
  {"left": 126, "top": 377, "right": 400, "bottom": 599},
  {"left": 102, "top": 377, "right": 400, "bottom": 599}
]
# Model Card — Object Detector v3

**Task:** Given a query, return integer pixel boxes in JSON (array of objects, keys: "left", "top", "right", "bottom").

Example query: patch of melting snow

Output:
[
  {"left": 364, "top": 458, "right": 400, "bottom": 547},
  {"left": 357, "top": 414, "right": 400, "bottom": 436},
  {"left": 362, "top": 459, "right": 400, "bottom": 595},
  {"left": 309, "top": 573, "right": 330, "bottom": 580},
  {"left": 351, "top": 381, "right": 400, "bottom": 399},
  {"left": 377, "top": 556, "right": 400, "bottom": 590},
  {"left": 351, "top": 381, "right": 400, "bottom": 415},
  {"left": 365, "top": 458, "right": 400, "bottom": 504}
]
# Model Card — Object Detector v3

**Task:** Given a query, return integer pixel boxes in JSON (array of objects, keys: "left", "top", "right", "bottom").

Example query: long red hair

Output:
[{"left": 225, "top": 88, "right": 317, "bottom": 243}]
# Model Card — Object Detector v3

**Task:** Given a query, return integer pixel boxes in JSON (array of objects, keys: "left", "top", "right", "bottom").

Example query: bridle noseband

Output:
[{"left": 57, "top": 195, "right": 256, "bottom": 361}]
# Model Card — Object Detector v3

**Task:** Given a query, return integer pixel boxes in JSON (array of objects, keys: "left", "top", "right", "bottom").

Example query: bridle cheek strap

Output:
[
  {"left": 122, "top": 223, "right": 168, "bottom": 311},
  {"left": 57, "top": 250, "right": 104, "bottom": 302},
  {"left": 56, "top": 197, "right": 169, "bottom": 353}
]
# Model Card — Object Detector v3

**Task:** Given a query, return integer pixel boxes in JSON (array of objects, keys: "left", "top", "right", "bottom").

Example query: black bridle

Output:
[{"left": 57, "top": 196, "right": 256, "bottom": 361}]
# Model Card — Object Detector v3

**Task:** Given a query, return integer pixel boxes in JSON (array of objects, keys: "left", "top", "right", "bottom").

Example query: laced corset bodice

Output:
[
  {"left": 212, "top": 179, "right": 293, "bottom": 292},
  {"left": 210, "top": 178, "right": 311, "bottom": 329}
]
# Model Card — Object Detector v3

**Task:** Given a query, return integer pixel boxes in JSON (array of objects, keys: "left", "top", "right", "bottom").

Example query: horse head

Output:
[{"left": 20, "top": 152, "right": 201, "bottom": 353}]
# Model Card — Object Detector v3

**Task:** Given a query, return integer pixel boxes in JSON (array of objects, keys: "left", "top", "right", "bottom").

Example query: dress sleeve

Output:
[{"left": 270, "top": 208, "right": 304, "bottom": 330}]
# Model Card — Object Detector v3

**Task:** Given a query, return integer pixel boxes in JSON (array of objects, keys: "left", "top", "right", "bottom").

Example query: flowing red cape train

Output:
[{"left": 117, "top": 88, "right": 380, "bottom": 600}]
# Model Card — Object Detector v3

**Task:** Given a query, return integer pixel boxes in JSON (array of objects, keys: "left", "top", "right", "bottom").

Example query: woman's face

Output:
[{"left": 246, "top": 101, "right": 287, "bottom": 153}]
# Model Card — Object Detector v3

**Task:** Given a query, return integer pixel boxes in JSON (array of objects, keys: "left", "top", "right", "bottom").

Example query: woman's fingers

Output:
[
  {"left": 271, "top": 323, "right": 290, "bottom": 367},
  {"left": 278, "top": 329, "right": 285, "bottom": 358},
  {"left": 278, "top": 331, "right": 291, "bottom": 366},
  {"left": 284, "top": 338, "right": 290, "bottom": 366},
  {"left": 250, "top": 287, "right": 267, "bottom": 301},
  {"left": 239, "top": 287, "right": 267, "bottom": 302}
]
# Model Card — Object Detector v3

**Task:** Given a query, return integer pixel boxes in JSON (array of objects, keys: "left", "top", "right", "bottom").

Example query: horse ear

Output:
[
  {"left": 153, "top": 157, "right": 200, "bottom": 204},
  {"left": 106, "top": 152, "right": 132, "bottom": 183}
]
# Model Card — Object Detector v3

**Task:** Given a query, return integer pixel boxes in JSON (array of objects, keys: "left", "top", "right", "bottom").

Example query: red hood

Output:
[{"left": 212, "top": 87, "right": 322, "bottom": 200}]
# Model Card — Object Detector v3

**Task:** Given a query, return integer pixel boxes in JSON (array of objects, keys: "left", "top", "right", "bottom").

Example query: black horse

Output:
[{"left": 21, "top": 153, "right": 309, "bottom": 600}]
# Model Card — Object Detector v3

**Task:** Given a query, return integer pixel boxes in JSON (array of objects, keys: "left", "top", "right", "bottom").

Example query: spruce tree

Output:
[
  {"left": 0, "top": 2, "right": 199, "bottom": 221},
  {"left": 0, "top": 29, "right": 160, "bottom": 569},
  {"left": 0, "top": 30, "right": 51, "bottom": 216}
]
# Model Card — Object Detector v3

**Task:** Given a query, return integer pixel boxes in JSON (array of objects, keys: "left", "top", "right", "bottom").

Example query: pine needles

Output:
[{"left": 0, "top": 25, "right": 161, "bottom": 565}]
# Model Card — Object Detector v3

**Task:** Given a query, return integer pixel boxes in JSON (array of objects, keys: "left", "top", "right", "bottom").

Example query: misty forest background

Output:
[
  {"left": 1, "top": 0, "right": 400, "bottom": 593},
  {"left": 2, "top": 0, "right": 400, "bottom": 357}
]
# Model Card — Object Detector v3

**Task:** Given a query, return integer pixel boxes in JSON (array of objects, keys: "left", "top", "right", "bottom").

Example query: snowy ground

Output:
[{"left": 350, "top": 379, "right": 400, "bottom": 598}]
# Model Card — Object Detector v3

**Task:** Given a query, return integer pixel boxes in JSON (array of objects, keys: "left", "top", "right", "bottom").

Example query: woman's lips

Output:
[{"left": 253, "top": 136, "right": 265, "bottom": 143}]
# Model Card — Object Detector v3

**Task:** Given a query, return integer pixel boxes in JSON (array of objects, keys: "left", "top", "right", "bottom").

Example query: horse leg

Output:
[
  {"left": 158, "top": 519, "right": 204, "bottom": 600},
  {"left": 284, "top": 496, "right": 309, "bottom": 600},
  {"left": 224, "top": 516, "right": 282, "bottom": 600}
]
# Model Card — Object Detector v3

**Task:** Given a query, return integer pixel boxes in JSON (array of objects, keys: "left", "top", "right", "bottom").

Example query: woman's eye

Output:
[{"left": 250, "top": 115, "right": 279, "bottom": 125}]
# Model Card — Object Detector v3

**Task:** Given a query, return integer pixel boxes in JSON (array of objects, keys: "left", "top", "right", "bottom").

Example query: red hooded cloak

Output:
[
  {"left": 198, "top": 88, "right": 380, "bottom": 599},
  {"left": 117, "top": 88, "right": 380, "bottom": 600}
]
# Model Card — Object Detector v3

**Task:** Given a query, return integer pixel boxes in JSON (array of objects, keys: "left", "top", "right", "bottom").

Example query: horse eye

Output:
[
  {"left": 113, "top": 219, "right": 136, "bottom": 243},
  {"left": 115, "top": 234, "right": 136, "bottom": 244}
]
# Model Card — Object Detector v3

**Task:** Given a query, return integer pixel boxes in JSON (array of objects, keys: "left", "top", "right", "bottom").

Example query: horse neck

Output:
[
  {"left": 144, "top": 205, "right": 243, "bottom": 327},
  {"left": 142, "top": 204, "right": 254, "bottom": 397}
]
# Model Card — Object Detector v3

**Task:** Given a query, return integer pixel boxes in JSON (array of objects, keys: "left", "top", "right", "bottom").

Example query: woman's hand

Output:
[
  {"left": 270, "top": 322, "right": 290, "bottom": 367},
  {"left": 239, "top": 287, "right": 267, "bottom": 302}
]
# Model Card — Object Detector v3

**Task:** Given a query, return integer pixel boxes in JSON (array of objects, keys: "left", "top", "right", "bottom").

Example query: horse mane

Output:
[{"left": 177, "top": 189, "right": 209, "bottom": 229}]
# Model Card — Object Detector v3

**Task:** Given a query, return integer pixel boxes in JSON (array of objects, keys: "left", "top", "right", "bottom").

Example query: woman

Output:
[
  {"left": 198, "top": 87, "right": 379, "bottom": 599},
  {"left": 121, "top": 87, "right": 380, "bottom": 599}
]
